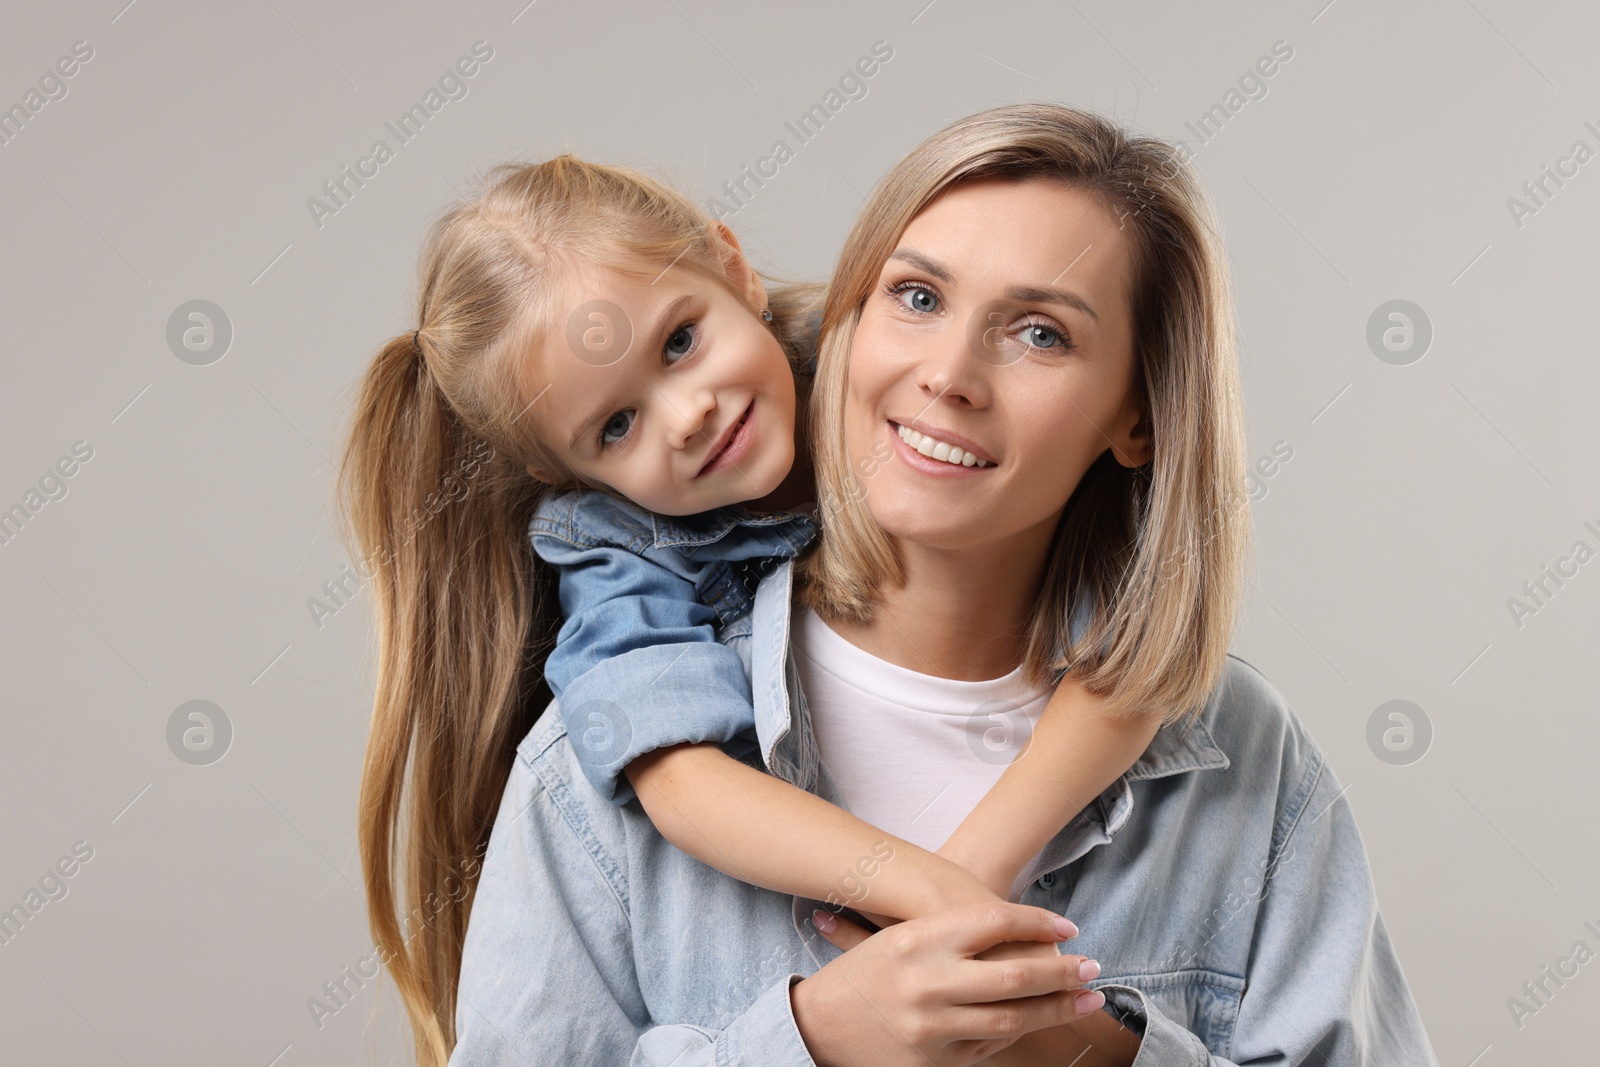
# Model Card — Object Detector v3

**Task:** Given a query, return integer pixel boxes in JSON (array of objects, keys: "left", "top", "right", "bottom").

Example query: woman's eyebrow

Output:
[
  {"left": 1005, "top": 284, "right": 1099, "bottom": 323},
  {"left": 890, "top": 248, "right": 1098, "bottom": 323},
  {"left": 887, "top": 248, "right": 954, "bottom": 283}
]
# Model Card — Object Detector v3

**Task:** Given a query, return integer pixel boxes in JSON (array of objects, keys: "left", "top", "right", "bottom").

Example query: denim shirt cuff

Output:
[
  {"left": 717, "top": 975, "right": 817, "bottom": 1066},
  {"left": 1097, "top": 983, "right": 1214, "bottom": 1066}
]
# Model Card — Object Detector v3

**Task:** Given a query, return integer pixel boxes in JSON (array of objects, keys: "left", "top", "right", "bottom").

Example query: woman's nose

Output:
[{"left": 915, "top": 316, "right": 992, "bottom": 408}]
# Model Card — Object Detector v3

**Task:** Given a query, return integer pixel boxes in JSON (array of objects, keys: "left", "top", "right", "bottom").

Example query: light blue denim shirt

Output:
[
  {"left": 451, "top": 558, "right": 1440, "bottom": 1066},
  {"left": 529, "top": 488, "right": 817, "bottom": 805}
]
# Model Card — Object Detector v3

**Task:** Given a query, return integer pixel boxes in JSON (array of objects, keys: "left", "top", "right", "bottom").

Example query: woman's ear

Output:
[
  {"left": 526, "top": 462, "right": 556, "bottom": 483},
  {"left": 1111, "top": 408, "right": 1154, "bottom": 469},
  {"left": 705, "top": 219, "right": 770, "bottom": 314}
]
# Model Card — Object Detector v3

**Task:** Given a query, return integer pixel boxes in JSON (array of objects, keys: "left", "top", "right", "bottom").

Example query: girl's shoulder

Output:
[
  {"left": 529, "top": 488, "right": 658, "bottom": 548},
  {"left": 530, "top": 488, "right": 805, "bottom": 561}
]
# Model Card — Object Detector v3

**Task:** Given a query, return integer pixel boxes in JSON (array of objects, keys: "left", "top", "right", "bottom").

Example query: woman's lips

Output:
[
  {"left": 886, "top": 420, "right": 997, "bottom": 477},
  {"left": 698, "top": 401, "right": 755, "bottom": 476}
]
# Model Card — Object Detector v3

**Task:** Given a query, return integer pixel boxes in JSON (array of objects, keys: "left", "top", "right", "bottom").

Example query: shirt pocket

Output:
[{"left": 1097, "top": 966, "right": 1244, "bottom": 1057}]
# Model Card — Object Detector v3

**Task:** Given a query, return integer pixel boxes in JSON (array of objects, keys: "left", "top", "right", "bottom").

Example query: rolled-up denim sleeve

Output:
[
  {"left": 1095, "top": 749, "right": 1439, "bottom": 1066},
  {"left": 449, "top": 748, "right": 818, "bottom": 1067},
  {"left": 532, "top": 531, "right": 760, "bottom": 806}
]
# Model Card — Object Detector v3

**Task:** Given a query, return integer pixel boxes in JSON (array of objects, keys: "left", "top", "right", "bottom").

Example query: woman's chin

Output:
[{"left": 861, "top": 496, "right": 995, "bottom": 553}]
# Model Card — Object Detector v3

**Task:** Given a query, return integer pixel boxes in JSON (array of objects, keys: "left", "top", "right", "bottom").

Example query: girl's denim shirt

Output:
[
  {"left": 451, "top": 558, "right": 1441, "bottom": 1066},
  {"left": 529, "top": 487, "right": 817, "bottom": 805}
]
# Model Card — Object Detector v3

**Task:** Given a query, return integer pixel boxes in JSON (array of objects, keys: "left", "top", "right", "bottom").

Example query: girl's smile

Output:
[{"left": 697, "top": 399, "right": 757, "bottom": 477}]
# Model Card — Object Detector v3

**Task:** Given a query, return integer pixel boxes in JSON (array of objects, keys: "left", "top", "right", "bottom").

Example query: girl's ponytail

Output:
[{"left": 340, "top": 332, "right": 556, "bottom": 1064}]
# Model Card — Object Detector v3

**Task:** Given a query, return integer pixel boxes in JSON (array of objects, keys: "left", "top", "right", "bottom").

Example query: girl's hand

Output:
[{"left": 791, "top": 902, "right": 1106, "bottom": 1067}]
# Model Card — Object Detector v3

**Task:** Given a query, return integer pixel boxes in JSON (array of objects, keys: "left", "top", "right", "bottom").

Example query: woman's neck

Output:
[{"left": 826, "top": 518, "right": 1057, "bottom": 682}]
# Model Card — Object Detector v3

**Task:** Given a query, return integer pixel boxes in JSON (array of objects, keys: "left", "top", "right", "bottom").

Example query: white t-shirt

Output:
[{"left": 791, "top": 604, "right": 1055, "bottom": 903}]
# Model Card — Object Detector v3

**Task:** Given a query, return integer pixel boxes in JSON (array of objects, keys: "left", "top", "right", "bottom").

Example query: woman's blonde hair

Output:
[
  {"left": 797, "top": 103, "right": 1250, "bottom": 726},
  {"left": 337, "top": 155, "right": 819, "bottom": 1065}
]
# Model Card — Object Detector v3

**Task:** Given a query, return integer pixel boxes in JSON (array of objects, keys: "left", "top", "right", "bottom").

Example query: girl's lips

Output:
[
  {"left": 886, "top": 420, "right": 997, "bottom": 477},
  {"left": 699, "top": 401, "right": 756, "bottom": 476}
]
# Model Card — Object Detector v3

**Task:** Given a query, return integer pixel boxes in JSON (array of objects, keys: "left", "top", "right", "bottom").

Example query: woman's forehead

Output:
[{"left": 890, "top": 179, "right": 1132, "bottom": 309}]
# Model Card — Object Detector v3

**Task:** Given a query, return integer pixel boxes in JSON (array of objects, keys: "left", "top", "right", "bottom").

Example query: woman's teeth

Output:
[{"left": 896, "top": 424, "right": 992, "bottom": 467}]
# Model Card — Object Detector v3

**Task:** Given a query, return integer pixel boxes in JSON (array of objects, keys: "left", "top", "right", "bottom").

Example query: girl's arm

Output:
[
  {"left": 625, "top": 742, "right": 998, "bottom": 923},
  {"left": 530, "top": 492, "right": 997, "bottom": 922},
  {"left": 938, "top": 675, "right": 1164, "bottom": 900}
]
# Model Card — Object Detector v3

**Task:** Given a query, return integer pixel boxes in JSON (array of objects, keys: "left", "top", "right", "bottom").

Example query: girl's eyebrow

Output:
[{"left": 565, "top": 293, "right": 695, "bottom": 454}]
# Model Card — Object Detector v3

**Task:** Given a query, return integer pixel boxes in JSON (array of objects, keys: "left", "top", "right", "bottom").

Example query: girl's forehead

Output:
[{"left": 531, "top": 265, "right": 716, "bottom": 389}]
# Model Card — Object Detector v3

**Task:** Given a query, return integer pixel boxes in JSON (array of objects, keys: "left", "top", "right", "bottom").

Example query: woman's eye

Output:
[
  {"left": 599, "top": 409, "right": 635, "bottom": 447},
  {"left": 665, "top": 324, "right": 697, "bottom": 362},
  {"left": 1019, "top": 323, "right": 1068, "bottom": 349},
  {"left": 894, "top": 285, "right": 939, "bottom": 314}
]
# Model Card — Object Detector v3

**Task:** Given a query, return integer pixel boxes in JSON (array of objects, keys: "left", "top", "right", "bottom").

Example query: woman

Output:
[{"left": 350, "top": 104, "right": 1439, "bottom": 1066}]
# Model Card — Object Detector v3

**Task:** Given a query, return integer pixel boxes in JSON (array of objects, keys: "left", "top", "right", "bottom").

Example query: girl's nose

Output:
[{"left": 664, "top": 385, "right": 718, "bottom": 451}]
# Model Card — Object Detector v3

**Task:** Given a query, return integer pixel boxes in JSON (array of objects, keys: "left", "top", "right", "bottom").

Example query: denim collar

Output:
[{"left": 649, "top": 504, "right": 817, "bottom": 555}]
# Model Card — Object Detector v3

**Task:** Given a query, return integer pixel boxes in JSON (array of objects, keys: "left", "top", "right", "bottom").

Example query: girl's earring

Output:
[{"left": 760, "top": 308, "right": 774, "bottom": 323}]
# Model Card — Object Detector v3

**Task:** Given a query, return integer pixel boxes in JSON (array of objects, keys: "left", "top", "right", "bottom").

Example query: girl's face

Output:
[
  {"left": 843, "top": 177, "right": 1151, "bottom": 552},
  {"left": 524, "top": 245, "right": 797, "bottom": 517}
]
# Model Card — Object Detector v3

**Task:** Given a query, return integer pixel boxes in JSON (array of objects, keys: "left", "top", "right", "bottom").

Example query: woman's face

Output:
[{"left": 843, "top": 177, "right": 1151, "bottom": 552}]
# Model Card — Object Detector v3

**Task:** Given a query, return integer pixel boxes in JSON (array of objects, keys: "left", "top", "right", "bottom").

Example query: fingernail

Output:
[
  {"left": 1077, "top": 958, "right": 1101, "bottom": 981},
  {"left": 812, "top": 909, "right": 837, "bottom": 934},
  {"left": 1075, "top": 989, "right": 1106, "bottom": 1016},
  {"left": 1052, "top": 915, "right": 1078, "bottom": 939}
]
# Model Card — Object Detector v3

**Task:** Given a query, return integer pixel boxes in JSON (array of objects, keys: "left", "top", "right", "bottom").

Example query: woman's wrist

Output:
[{"left": 789, "top": 974, "right": 845, "bottom": 1067}]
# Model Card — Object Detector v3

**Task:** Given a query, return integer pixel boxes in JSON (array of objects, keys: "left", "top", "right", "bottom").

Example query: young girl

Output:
[{"left": 345, "top": 155, "right": 1166, "bottom": 997}]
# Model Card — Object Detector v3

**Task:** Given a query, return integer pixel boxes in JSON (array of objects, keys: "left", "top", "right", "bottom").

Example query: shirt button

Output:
[{"left": 1038, "top": 872, "right": 1055, "bottom": 888}]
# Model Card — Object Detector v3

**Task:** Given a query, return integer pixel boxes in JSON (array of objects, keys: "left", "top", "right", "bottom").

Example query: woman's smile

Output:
[{"left": 887, "top": 419, "right": 997, "bottom": 476}]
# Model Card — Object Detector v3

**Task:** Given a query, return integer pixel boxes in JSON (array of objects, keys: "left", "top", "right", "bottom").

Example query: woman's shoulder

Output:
[
  {"left": 501, "top": 705, "right": 638, "bottom": 887},
  {"left": 1193, "top": 655, "right": 1334, "bottom": 824}
]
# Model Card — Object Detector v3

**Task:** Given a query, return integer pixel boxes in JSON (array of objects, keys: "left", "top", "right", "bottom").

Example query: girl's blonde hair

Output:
[
  {"left": 337, "top": 155, "right": 819, "bottom": 1065},
  {"left": 797, "top": 102, "right": 1251, "bottom": 726}
]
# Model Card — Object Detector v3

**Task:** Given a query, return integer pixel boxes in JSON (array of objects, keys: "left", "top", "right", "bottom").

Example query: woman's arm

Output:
[
  {"left": 626, "top": 742, "right": 998, "bottom": 921},
  {"left": 451, "top": 723, "right": 1102, "bottom": 1067},
  {"left": 939, "top": 676, "right": 1163, "bottom": 899}
]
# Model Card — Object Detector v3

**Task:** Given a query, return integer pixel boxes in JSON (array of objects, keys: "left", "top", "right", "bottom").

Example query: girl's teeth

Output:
[{"left": 896, "top": 424, "right": 992, "bottom": 467}]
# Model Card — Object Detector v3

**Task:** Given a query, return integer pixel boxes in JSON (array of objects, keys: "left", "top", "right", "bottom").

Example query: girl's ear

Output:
[
  {"left": 526, "top": 462, "right": 556, "bottom": 483},
  {"left": 705, "top": 219, "right": 769, "bottom": 313}
]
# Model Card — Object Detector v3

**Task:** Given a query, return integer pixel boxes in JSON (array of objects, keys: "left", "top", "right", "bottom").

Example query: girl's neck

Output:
[{"left": 824, "top": 518, "right": 1058, "bottom": 682}]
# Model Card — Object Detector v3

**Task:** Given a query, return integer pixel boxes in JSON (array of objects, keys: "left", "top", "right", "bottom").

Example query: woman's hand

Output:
[{"left": 790, "top": 902, "right": 1106, "bottom": 1067}]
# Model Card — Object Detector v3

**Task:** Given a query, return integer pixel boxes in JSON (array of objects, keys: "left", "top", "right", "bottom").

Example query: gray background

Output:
[{"left": 1, "top": 0, "right": 1595, "bottom": 1062}]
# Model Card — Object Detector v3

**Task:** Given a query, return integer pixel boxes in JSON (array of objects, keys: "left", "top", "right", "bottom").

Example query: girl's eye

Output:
[
  {"left": 888, "top": 282, "right": 940, "bottom": 314},
  {"left": 665, "top": 323, "right": 697, "bottom": 362},
  {"left": 599, "top": 409, "right": 635, "bottom": 448}
]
